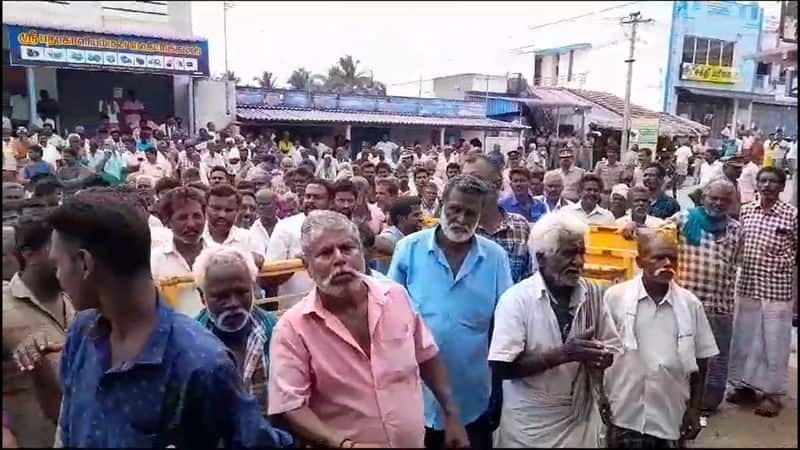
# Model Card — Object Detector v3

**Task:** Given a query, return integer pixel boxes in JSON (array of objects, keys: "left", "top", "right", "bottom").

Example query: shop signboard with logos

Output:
[
  {"left": 629, "top": 118, "right": 660, "bottom": 152},
  {"left": 5, "top": 25, "right": 209, "bottom": 77},
  {"left": 680, "top": 63, "right": 738, "bottom": 84}
]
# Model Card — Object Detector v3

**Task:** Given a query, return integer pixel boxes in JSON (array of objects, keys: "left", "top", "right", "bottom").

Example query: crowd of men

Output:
[{"left": 1, "top": 113, "right": 797, "bottom": 449}]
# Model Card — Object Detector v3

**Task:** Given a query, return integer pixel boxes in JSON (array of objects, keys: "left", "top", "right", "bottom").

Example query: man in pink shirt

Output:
[{"left": 268, "top": 210, "right": 469, "bottom": 448}]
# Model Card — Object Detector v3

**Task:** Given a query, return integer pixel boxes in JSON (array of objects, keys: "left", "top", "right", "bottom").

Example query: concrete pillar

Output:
[
  {"left": 188, "top": 78, "right": 195, "bottom": 136},
  {"left": 345, "top": 124, "right": 352, "bottom": 140},
  {"left": 747, "top": 100, "right": 754, "bottom": 130},
  {"left": 732, "top": 98, "right": 739, "bottom": 139},
  {"left": 26, "top": 67, "right": 36, "bottom": 128},
  {"left": 439, "top": 127, "right": 445, "bottom": 148}
]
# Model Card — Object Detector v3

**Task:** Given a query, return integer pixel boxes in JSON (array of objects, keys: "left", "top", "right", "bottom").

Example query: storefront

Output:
[
  {"left": 2, "top": 23, "right": 209, "bottom": 134},
  {"left": 236, "top": 88, "right": 528, "bottom": 157}
]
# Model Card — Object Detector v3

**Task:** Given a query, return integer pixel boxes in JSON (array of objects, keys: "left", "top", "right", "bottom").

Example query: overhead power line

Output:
[{"left": 512, "top": 1, "right": 642, "bottom": 51}]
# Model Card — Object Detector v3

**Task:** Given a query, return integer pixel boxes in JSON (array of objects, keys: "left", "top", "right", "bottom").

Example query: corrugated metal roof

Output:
[
  {"left": 479, "top": 90, "right": 593, "bottom": 109},
  {"left": 237, "top": 108, "right": 529, "bottom": 129}
]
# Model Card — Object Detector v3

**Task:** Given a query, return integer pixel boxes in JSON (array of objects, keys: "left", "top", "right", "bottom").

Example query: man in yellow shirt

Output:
[{"left": 277, "top": 131, "right": 295, "bottom": 156}]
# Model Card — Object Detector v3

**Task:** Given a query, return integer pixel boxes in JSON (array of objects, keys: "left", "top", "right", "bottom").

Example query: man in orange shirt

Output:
[{"left": 268, "top": 210, "right": 469, "bottom": 448}]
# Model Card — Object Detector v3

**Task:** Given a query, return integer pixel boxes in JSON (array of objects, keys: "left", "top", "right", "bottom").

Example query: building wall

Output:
[
  {"left": 430, "top": 74, "right": 507, "bottom": 100},
  {"left": 664, "top": 1, "right": 763, "bottom": 113},
  {"left": 2, "top": 1, "right": 194, "bottom": 39},
  {"left": 387, "top": 79, "right": 435, "bottom": 98},
  {"left": 528, "top": 2, "right": 673, "bottom": 112},
  {"left": 195, "top": 79, "right": 234, "bottom": 131}
]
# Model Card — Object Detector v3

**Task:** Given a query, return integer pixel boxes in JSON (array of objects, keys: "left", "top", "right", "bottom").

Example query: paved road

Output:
[{"left": 693, "top": 356, "right": 797, "bottom": 448}]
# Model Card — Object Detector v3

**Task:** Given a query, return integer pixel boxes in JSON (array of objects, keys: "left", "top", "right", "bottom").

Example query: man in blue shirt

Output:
[
  {"left": 499, "top": 166, "right": 547, "bottom": 223},
  {"left": 37, "top": 188, "right": 292, "bottom": 448},
  {"left": 389, "top": 175, "right": 513, "bottom": 449}
]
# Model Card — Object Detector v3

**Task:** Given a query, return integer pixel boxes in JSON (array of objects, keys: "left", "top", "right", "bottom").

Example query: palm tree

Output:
[
  {"left": 216, "top": 70, "right": 240, "bottom": 84},
  {"left": 325, "top": 55, "right": 372, "bottom": 93},
  {"left": 287, "top": 68, "right": 312, "bottom": 90},
  {"left": 253, "top": 71, "right": 276, "bottom": 89}
]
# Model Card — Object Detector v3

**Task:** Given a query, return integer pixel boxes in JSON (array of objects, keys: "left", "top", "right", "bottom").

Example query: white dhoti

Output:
[
  {"left": 728, "top": 297, "right": 794, "bottom": 396},
  {"left": 494, "top": 368, "right": 604, "bottom": 448}
]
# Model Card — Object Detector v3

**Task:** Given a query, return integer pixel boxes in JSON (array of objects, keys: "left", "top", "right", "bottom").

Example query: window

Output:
[
  {"left": 721, "top": 42, "right": 734, "bottom": 66},
  {"left": 756, "top": 62, "right": 770, "bottom": 76},
  {"left": 681, "top": 35, "right": 735, "bottom": 67},
  {"left": 695, "top": 38, "right": 710, "bottom": 64}
]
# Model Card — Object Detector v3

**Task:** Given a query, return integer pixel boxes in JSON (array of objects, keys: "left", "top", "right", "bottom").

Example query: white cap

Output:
[{"left": 611, "top": 183, "right": 629, "bottom": 199}]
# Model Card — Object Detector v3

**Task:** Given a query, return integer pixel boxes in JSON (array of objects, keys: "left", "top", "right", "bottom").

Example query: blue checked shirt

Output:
[{"left": 478, "top": 208, "right": 533, "bottom": 284}]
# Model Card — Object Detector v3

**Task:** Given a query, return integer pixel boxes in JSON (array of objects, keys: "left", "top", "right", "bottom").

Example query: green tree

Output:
[
  {"left": 253, "top": 71, "right": 276, "bottom": 89},
  {"left": 324, "top": 55, "right": 373, "bottom": 93},
  {"left": 215, "top": 70, "right": 240, "bottom": 83}
]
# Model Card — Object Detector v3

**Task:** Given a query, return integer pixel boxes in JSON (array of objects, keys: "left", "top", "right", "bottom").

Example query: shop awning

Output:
[
  {"left": 677, "top": 87, "right": 779, "bottom": 102},
  {"left": 237, "top": 108, "right": 529, "bottom": 130}
]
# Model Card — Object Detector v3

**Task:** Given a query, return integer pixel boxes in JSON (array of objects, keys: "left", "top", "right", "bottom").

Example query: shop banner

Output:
[
  {"left": 6, "top": 25, "right": 209, "bottom": 77},
  {"left": 630, "top": 118, "right": 660, "bottom": 151}
]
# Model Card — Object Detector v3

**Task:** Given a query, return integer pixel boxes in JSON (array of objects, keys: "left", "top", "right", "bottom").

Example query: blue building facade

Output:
[{"left": 663, "top": 1, "right": 765, "bottom": 136}]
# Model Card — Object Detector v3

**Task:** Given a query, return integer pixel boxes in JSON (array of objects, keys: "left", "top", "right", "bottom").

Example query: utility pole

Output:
[
  {"left": 620, "top": 11, "right": 652, "bottom": 153},
  {"left": 223, "top": 1, "right": 233, "bottom": 115}
]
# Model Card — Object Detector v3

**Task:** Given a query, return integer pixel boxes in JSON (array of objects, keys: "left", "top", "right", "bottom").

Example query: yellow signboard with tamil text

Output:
[{"left": 680, "top": 63, "right": 738, "bottom": 84}]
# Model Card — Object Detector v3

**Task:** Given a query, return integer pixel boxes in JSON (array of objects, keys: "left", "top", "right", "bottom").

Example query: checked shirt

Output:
[
  {"left": 478, "top": 209, "right": 532, "bottom": 284},
  {"left": 668, "top": 211, "right": 742, "bottom": 315},
  {"left": 736, "top": 200, "right": 797, "bottom": 303}
]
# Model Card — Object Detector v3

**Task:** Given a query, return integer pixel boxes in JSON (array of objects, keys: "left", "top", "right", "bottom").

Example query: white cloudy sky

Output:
[{"left": 192, "top": 1, "right": 781, "bottom": 89}]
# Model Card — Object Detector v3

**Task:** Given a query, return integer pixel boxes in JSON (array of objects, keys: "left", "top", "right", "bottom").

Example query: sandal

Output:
[
  {"left": 754, "top": 396, "right": 783, "bottom": 418},
  {"left": 726, "top": 388, "right": 758, "bottom": 405}
]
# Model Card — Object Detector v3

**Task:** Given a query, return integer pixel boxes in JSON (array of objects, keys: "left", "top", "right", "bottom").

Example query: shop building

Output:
[
  {"left": 663, "top": 1, "right": 796, "bottom": 137},
  {"left": 236, "top": 88, "right": 528, "bottom": 156},
  {"left": 2, "top": 1, "right": 209, "bottom": 134}
]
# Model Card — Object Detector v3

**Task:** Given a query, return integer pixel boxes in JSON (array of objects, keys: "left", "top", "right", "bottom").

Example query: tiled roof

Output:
[
  {"left": 236, "top": 108, "right": 529, "bottom": 129},
  {"left": 565, "top": 88, "right": 711, "bottom": 136}
]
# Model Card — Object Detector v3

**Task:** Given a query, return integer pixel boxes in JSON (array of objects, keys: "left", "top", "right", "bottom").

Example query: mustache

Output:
[{"left": 654, "top": 267, "right": 676, "bottom": 277}]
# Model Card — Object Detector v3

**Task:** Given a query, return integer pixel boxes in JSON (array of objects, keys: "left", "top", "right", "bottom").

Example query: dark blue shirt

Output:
[
  {"left": 57, "top": 299, "right": 293, "bottom": 448},
  {"left": 498, "top": 193, "right": 548, "bottom": 223}
]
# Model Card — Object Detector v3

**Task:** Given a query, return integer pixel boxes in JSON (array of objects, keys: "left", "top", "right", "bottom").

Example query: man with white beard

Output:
[{"left": 389, "top": 174, "right": 513, "bottom": 449}]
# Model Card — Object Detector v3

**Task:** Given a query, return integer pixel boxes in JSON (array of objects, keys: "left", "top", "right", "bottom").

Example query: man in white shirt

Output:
[
  {"left": 615, "top": 185, "right": 665, "bottom": 228},
  {"left": 201, "top": 142, "right": 227, "bottom": 174},
  {"left": 603, "top": 229, "right": 718, "bottom": 448},
  {"left": 150, "top": 186, "right": 209, "bottom": 316},
  {"left": 674, "top": 142, "right": 694, "bottom": 188},
  {"left": 265, "top": 178, "right": 332, "bottom": 295},
  {"left": 698, "top": 149, "right": 724, "bottom": 188},
  {"left": 737, "top": 152, "right": 760, "bottom": 204},
  {"left": 203, "top": 184, "right": 252, "bottom": 253},
  {"left": 490, "top": 212, "right": 620, "bottom": 447},
  {"left": 9, "top": 93, "right": 30, "bottom": 127},
  {"left": 248, "top": 188, "right": 278, "bottom": 258},
  {"left": 375, "top": 134, "right": 398, "bottom": 166},
  {"left": 561, "top": 173, "right": 616, "bottom": 225},
  {"left": 534, "top": 171, "right": 572, "bottom": 216}
]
